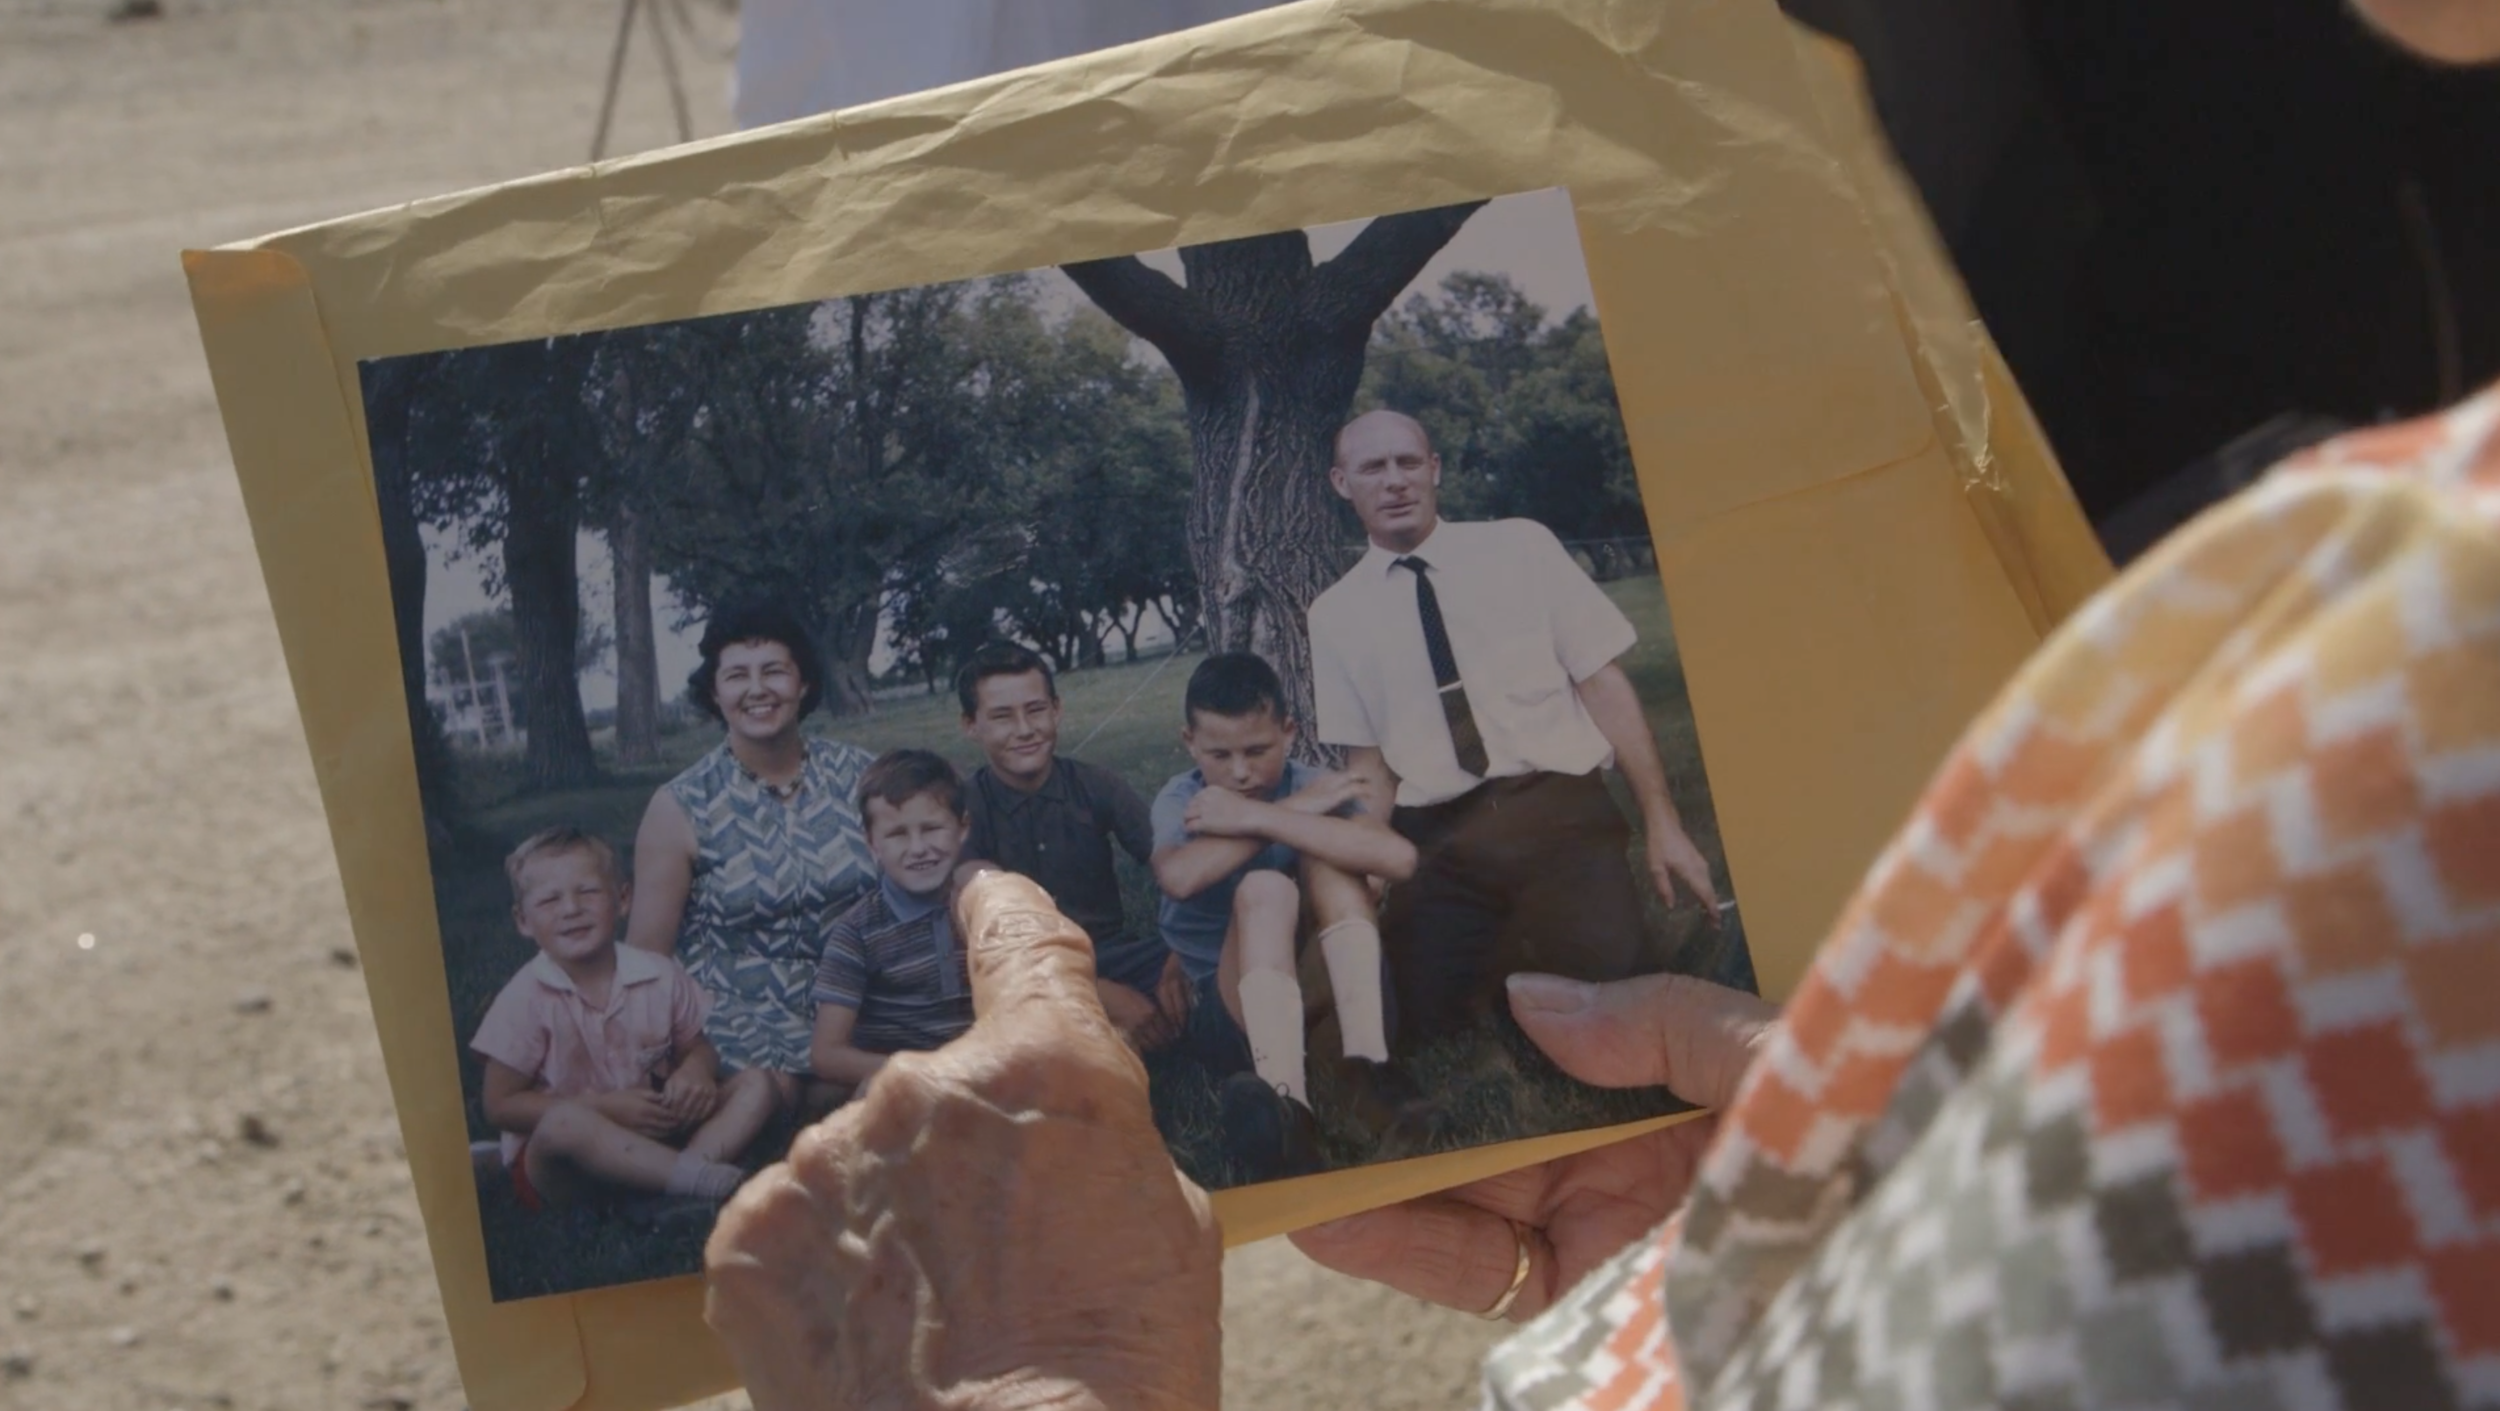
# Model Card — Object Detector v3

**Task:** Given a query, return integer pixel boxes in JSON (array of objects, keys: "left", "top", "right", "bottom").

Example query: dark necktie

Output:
[{"left": 1393, "top": 556, "right": 1489, "bottom": 778}]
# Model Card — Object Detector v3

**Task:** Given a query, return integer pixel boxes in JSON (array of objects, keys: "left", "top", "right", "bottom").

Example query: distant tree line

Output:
[
  {"left": 1359, "top": 270, "right": 1649, "bottom": 544},
  {"left": 364, "top": 202, "right": 1641, "bottom": 836}
]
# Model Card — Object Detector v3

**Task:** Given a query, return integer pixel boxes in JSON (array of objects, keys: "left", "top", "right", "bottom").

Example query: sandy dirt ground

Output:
[{"left": 0, "top": 1, "right": 1511, "bottom": 1405}]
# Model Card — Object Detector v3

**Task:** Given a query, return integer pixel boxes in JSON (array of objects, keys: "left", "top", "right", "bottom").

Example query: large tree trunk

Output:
[
  {"left": 819, "top": 593, "right": 880, "bottom": 718},
  {"left": 362, "top": 365, "right": 454, "bottom": 842},
  {"left": 609, "top": 503, "right": 662, "bottom": 765},
  {"left": 813, "top": 297, "right": 883, "bottom": 722},
  {"left": 1171, "top": 264, "right": 1367, "bottom": 733},
  {"left": 1064, "top": 202, "right": 1484, "bottom": 742},
  {"left": 1150, "top": 591, "right": 1200, "bottom": 653},
  {"left": 505, "top": 463, "right": 600, "bottom": 790}
]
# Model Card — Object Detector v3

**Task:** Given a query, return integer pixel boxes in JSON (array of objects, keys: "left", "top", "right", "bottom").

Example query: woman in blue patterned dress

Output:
[{"left": 625, "top": 602, "right": 877, "bottom": 1115}]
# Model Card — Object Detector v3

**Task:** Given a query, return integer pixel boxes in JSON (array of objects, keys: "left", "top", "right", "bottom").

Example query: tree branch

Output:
[
  {"left": 1303, "top": 199, "right": 1489, "bottom": 336},
  {"left": 1061, "top": 255, "right": 1221, "bottom": 379}
]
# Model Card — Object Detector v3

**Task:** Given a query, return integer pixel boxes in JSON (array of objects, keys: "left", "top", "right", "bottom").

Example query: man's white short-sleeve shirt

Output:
[{"left": 1307, "top": 518, "right": 1637, "bottom": 808}]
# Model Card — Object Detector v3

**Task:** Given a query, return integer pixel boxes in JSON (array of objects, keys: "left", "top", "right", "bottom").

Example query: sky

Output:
[{"left": 414, "top": 185, "right": 1597, "bottom": 712}]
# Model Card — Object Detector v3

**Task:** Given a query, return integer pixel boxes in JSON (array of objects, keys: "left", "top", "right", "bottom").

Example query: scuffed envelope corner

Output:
[
  {"left": 184, "top": 1, "right": 2107, "bottom": 1408},
  {"left": 1784, "top": 29, "right": 2111, "bottom": 631}
]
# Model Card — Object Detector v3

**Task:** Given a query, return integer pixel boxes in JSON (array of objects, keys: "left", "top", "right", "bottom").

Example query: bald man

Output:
[{"left": 1304, "top": 410, "right": 1722, "bottom": 1049}]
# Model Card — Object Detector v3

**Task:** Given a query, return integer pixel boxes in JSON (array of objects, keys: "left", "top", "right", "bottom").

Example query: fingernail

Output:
[{"left": 1506, "top": 973, "right": 1595, "bottom": 1015}]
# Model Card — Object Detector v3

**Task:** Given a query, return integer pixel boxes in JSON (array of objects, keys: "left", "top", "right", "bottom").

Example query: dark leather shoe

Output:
[
  {"left": 1336, "top": 1056, "right": 1450, "bottom": 1161},
  {"left": 1220, "top": 1073, "right": 1324, "bottom": 1183}
]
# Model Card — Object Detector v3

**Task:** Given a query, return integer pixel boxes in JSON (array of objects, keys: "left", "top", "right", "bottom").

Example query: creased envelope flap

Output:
[
  {"left": 246, "top": 0, "right": 1932, "bottom": 537},
  {"left": 1785, "top": 27, "right": 2111, "bottom": 633},
  {"left": 181, "top": 247, "right": 595, "bottom": 1411}
]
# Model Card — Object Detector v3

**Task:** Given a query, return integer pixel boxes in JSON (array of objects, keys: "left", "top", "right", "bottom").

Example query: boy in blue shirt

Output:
[
  {"left": 809, "top": 750, "right": 978, "bottom": 1095},
  {"left": 1151, "top": 653, "right": 1422, "bottom": 1179}
]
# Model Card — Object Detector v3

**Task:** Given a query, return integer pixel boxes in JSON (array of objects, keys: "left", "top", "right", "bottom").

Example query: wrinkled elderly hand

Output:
[
  {"left": 1292, "top": 972, "right": 1774, "bottom": 1321},
  {"left": 704, "top": 869, "right": 1223, "bottom": 1410}
]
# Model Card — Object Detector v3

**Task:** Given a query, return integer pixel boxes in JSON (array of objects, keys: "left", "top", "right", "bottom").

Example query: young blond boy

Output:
[
  {"left": 810, "top": 750, "right": 979, "bottom": 1089},
  {"left": 472, "top": 828, "right": 776, "bottom": 1208},
  {"left": 1150, "top": 653, "right": 1422, "bottom": 1179}
]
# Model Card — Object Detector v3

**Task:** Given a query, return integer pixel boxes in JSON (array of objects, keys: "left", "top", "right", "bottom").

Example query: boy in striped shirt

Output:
[{"left": 808, "top": 750, "right": 978, "bottom": 1092}]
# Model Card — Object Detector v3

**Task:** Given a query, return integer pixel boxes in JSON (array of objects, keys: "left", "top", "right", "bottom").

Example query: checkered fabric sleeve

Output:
[{"left": 1484, "top": 387, "right": 2500, "bottom": 1411}]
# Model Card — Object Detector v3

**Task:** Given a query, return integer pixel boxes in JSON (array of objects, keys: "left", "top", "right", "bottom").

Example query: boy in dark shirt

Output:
[{"left": 955, "top": 642, "right": 1186, "bottom": 1050}]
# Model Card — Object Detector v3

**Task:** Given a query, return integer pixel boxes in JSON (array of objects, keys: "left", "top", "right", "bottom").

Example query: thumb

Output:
[{"left": 1506, "top": 972, "right": 1774, "bottom": 1108}]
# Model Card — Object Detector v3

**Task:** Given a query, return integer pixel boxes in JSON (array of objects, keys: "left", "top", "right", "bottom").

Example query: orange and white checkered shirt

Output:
[{"left": 1486, "top": 388, "right": 2500, "bottom": 1411}]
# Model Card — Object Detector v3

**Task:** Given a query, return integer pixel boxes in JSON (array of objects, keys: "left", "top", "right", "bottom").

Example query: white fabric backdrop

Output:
[{"left": 734, "top": 0, "right": 1293, "bottom": 128}]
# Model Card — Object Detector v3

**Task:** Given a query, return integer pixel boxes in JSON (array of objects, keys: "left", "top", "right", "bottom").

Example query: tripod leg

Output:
[
  {"left": 591, "top": 0, "right": 640, "bottom": 162},
  {"left": 643, "top": 0, "right": 695, "bottom": 147}
]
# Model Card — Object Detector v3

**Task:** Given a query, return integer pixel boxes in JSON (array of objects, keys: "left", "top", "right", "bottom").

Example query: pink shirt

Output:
[{"left": 470, "top": 945, "right": 711, "bottom": 1161}]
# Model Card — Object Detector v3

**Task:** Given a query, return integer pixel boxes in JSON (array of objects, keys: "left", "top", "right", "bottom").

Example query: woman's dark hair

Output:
[{"left": 687, "top": 601, "right": 826, "bottom": 723}]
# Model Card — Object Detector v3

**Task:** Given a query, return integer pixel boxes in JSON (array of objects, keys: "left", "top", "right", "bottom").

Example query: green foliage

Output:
[
  {"left": 523, "top": 281, "right": 1202, "bottom": 706},
  {"left": 638, "top": 292, "right": 979, "bottom": 703},
  {"left": 387, "top": 258, "right": 1654, "bottom": 802},
  {"left": 387, "top": 334, "right": 642, "bottom": 789},
  {"left": 1360, "top": 272, "right": 1647, "bottom": 542},
  {"left": 397, "top": 265, "right": 1644, "bottom": 744},
  {"left": 883, "top": 305, "right": 1197, "bottom": 681}
]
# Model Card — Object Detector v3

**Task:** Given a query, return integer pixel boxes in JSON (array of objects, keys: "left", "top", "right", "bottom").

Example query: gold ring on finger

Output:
[{"left": 1478, "top": 1219, "right": 1535, "bottom": 1321}]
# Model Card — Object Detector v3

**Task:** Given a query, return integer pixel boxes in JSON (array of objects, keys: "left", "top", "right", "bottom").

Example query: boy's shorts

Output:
[{"left": 1096, "top": 939, "right": 1170, "bottom": 1001}]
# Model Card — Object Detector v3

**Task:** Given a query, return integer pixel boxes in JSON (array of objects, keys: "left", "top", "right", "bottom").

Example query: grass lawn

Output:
[{"left": 432, "top": 573, "right": 1756, "bottom": 1298}]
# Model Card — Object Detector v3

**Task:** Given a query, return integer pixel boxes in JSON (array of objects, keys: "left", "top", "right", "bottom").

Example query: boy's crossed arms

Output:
[{"left": 1155, "top": 768, "right": 1405, "bottom": 897}]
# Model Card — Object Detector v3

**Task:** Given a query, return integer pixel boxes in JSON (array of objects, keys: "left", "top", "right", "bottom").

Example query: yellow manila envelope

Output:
[{"left": 183, "top": 1, "right": 2108, "bottom": 1407}]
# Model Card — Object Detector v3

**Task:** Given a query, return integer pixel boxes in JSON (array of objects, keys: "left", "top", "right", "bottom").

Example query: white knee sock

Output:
[
  {"left": 666, "top": 1150, "right": 744, "bottom": 1200},
  {"left": 1316, "top": 920, "right": 1390, "bottom": 1063},
  {"left": 1238, "top": 970, "right": 1308, "bottom": 1104}
]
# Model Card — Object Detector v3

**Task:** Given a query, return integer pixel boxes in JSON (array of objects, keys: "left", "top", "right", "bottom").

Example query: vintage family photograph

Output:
[{"left": 356, "top": 186, "right": 1755, "bottom": 1300}]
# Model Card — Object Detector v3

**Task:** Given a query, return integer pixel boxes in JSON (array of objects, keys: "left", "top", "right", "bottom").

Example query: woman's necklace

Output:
[{"left": 737, "top": 739, "right": 808, "bottom": 801}]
